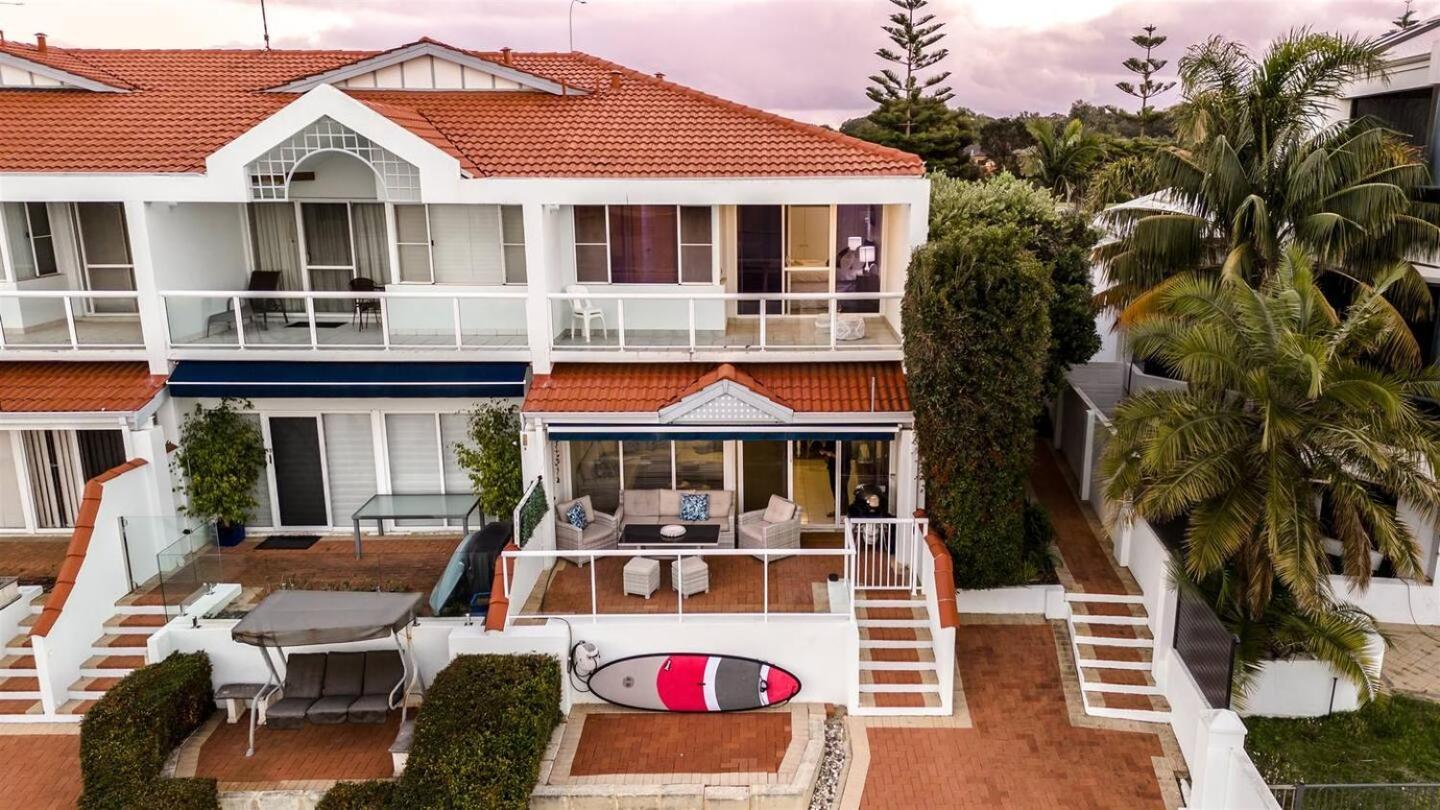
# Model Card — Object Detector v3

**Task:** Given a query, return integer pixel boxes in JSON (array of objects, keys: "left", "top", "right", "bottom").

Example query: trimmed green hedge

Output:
[
  {"left": 79, "top": 651, "right": 217, "bottom": 810},
  {"left": 316, "top": 780, "right": 398, "bottom": 809},
  {"left": 393, "top": 654, "right": 562, "bottom": 808}
]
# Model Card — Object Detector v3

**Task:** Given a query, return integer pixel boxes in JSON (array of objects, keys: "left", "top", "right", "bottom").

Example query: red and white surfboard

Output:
[{"left": 587, "top": 653, "right": 801, "bottom": 712}]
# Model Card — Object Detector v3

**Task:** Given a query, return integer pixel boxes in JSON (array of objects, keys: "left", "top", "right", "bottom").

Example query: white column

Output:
[
  {"left": 521, "top": 202, "right": 554, "bottom": 374},
  {"left": 1188, "top": 709, "right": 1249, "bottom": 810},
  {"left": 125, "top": 200, "right": 170, "bottom": 374},
  {"left": 128, "top": 421, "right": 176, "bottom": 519},
  {"left": 895, "top": 427, "right": 918, "bottom": 520}
]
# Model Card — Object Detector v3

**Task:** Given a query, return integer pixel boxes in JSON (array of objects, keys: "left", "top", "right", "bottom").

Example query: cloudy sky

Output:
[{"left": 0, "top": 0, "right": 1419, "bottom": 124}]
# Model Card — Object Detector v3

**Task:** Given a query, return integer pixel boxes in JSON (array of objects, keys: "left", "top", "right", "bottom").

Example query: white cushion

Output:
[
  {"left": 763, "top": 495, "right": 796, "bottom": 524},
  {"left": 626, "top": 489, "right": 660, "bottom": 518},
  {"left": 705, "top": 490, "right": 734, "bottom": 516},
  {"left": 658, "top": 489, "right": 683, "bottom": 515}
]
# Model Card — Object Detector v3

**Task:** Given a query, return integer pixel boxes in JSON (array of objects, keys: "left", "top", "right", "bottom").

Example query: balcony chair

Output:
[
  {"left": 738, "top": 495, "right": 803, "bottom": 562},
  {"left": 203, "top": 270, "right": 289, "bottom": 337},
  {"left": 554, "top": 494, "right": 619, "bottom": 564},
  {"left": 350, "top": 277, "right": 384, "bottom": 332},
  {"left": 565, "top": 284, "right": 607, "bottom": 343}
]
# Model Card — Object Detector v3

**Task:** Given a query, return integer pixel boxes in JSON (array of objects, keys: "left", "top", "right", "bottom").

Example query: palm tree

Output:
[
  {"left": 1020, "top": 118, "right": 1104, "bottom": 201},
  {"left": 1102, "top": 248, "right": 1440, "bottom": 700},
  {"left": 1095, "top": 31, "right": 1440, "bottom": 332},
  {"left": 1102, "top": 247, "right": 1440, "bottom": 620}
]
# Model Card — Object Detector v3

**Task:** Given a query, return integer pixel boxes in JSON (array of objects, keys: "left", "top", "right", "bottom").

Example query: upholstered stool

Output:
[
  {"left": 624, "top": 557, "right": 661, "bottom": 598},
  {"left": 670, "top": 557, "right": 710, "bottom": 597}
]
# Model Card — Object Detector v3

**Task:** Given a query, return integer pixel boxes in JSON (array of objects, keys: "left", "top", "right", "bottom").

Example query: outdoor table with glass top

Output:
[{"left": 350, "top": 493, "right": 482, "bottom": 558}]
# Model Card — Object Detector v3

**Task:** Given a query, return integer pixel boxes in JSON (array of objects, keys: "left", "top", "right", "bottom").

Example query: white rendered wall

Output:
[{"left": 145, "top": 202, "right": 249, "bottom": 343}]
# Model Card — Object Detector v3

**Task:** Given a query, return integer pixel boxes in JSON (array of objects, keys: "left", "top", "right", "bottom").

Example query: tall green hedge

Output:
[
  {"left": 904, "top": 224, "right": 1052, "bottom": 587},
  {"left": 390, "top": 654, "right": 562, "bottom": 809},
  {"left": 79, "top": 652, "right": 217, "bottom": 810}
]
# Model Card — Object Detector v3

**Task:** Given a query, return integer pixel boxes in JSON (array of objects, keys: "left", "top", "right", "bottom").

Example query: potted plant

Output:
[{"left": 172, "top": 398, "right": 267, "bottom": 547}]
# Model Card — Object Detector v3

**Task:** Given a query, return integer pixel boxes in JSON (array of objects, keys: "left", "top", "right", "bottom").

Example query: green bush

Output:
[
  {"left": 452, "top": 403, "right": 525, "bottom": 521},
  {"left": 904, "top": 224, "right": 1052, "bottom": 588},
  {"left": 79, "top": 652, "right": 217, "bottom": 810},
  {"left": 391, "top": 654, "right": 562, "bottom": 809},
  {"left": 1022, "top": 502, "right": 1060, "bottom": 585},
  {"left": 317, "top": 780, "right": 397, "bottom": 810}
]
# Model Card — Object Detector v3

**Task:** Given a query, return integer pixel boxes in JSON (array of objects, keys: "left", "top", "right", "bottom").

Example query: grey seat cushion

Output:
[
  {"left": 283, "top": 653, "right": 328, "bottom": 700},
  {"left": 307, "top": 652, "right": 365, "bottom": 724},
  {"left": 350, "top": 651, "right": 405, "bottom": 724},
  {"left": 266, "top": 697, "right": 315, "bottom": 729},
  {"left": 739, "top": 522, "right": 765, "bottom": 545}
]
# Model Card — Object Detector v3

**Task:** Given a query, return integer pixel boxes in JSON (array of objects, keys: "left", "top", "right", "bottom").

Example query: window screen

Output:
[{"left": 429, "top": 205, "right": 503, "bottom": 284}]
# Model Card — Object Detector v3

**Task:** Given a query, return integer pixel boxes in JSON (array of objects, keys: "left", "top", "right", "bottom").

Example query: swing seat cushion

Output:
[
  {"left": 266, "top": 653, "right": 327, "bottom": 729},
  {"left": 307, "top": 652, "right": 365, "bottom": 724},
  {"left": 349, "top": 650, "right": 406, "bottom": 724}
]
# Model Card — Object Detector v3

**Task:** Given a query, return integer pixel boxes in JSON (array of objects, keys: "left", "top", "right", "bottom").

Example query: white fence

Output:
[
  {"left": 0, "top": 290, "right": 144, "bottom": 351},
  {"left": 847, "top": 517, "right": 926, "bottom": 594},
  {"left": 160, "top": 289, "right": 528, "bottom": 351},
  {"left": 547, "top": 291, "right": 901, "bottom": 353}
]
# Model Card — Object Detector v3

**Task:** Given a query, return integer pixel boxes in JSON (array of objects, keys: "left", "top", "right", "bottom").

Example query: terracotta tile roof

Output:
[
  {"left": 523, "top": 362, "right": 910, "bottom": 414},
  {"left": 0, "top": 39, "right": 923, "bottom": 177},
  {"left": 355, "top": 97, "right": 483, "bottom": 176},
  {"left": 0, "top": 362, "right": 167, "bottom": 414}
]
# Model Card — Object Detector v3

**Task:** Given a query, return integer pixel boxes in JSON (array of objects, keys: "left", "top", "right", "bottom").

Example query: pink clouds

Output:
[{"left": 12, "top": 0, "right": 1416, "bottom": 124}]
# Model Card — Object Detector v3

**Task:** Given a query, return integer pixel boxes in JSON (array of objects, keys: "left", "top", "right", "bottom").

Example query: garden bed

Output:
[{"left": 1246, "top": 695, "right": 1440, "bottom": 784}]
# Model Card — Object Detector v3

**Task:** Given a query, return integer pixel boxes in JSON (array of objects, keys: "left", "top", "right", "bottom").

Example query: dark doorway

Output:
[
  {"left": 737, "top": 205, "right": 782, "bottom": 315},
  {"left": 269, "top": 417, "right": 329, "bottom": 527},
  {"left": 77, "top": 430, "right": 127, "bottom": 481}
]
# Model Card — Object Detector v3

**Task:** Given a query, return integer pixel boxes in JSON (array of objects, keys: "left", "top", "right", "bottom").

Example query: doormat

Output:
[
  {"left": 255, "top": 534, "right": 322, "bottom": 550},
  {"left": 286, "top": 321, "right": 347, "bottom": 329}
]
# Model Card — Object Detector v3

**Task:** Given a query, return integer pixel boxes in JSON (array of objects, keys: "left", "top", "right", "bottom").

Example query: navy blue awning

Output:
[{"left": 167, "top": 361, "right": 528, "bottom": 399}]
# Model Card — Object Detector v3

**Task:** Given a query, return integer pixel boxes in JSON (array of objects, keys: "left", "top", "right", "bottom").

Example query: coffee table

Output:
[{"left": 619, "top": 523, "right": 722, "bottom": 550}]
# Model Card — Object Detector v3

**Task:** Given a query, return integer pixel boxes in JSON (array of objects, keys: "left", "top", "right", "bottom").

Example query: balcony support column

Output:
[
  {"left": 126, "top": 200, "right": 171, "bottom": 374},
  {"left": 522, "top": 202, "right": 554, "bottom": 374}
]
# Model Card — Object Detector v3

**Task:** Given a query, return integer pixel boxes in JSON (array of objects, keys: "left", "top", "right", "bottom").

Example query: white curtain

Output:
[
  {"left": 352, "top": 203, "right": 390, "bottom": 283},
  {"left": 429, "top": 205, "right": 503, "bottom": 284},
  {"left": 323, "top": 413, "right": 378, "bottom": 527},
  {"left": 0, "top": 432, "right": 26, "bottom": 528},
  {"left": 248, "top": 203, "right": 302, "bottom": 295},
  {"left": 22, "top": 430, "right": 82, "bottom": 529}
]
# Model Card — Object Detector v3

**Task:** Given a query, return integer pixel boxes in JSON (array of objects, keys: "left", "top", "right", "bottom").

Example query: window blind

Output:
[
  {"left": 385, "top": 413, "right": 443, "bottom": 526},
  {"left": 323, "top": 413, "right": 377, "bottom": 527},
  {"left": 429, "top": 205, "right": 503, "bottom": 284}
]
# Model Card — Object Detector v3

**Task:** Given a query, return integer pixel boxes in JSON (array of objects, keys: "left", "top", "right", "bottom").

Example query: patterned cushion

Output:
[
  {"left": 566, "top": 503, "right": 590, "bottom": 530},
  {"left": 680, "top": 493, "right": 710, "bottom": 522}
]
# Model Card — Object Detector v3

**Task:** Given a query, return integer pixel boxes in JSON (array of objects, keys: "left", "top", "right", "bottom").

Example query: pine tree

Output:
[
  {"left": 1395, "top": 0, "right": 1421, "bottom": 29},
  {"left": 866, "top": 0, "right": 953, "bottom": 138},
  {"left": 1115, "top": 25, "right": 1176, "bottom": 136}
]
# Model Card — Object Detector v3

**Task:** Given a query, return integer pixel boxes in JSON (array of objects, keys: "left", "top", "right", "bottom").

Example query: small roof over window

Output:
[{"left": 267, "top": 38, "right": 582, "bottom": 96}]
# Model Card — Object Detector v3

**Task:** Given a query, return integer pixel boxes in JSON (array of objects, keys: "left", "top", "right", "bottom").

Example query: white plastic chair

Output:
[{"left": 565, "top": 284, "right": 608, "bottom": 342}]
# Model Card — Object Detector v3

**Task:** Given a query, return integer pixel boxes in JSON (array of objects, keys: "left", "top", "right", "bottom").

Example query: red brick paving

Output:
[
  {"left": 861, "top": 624, "right": 1167, "bottom": 809},
  {"left": 569, "top": 712, "right": 791, "bottom": 776},
  {"left": 1031, "top": 441, "right": 1128, "bottom": 593},
  {"left": 0, "top": 734, "right": 81, "bottom": 810},
  {"left": 195, "top": 715, "right": 399, "bottom": 784},
  {"left": 0, "top": 539, "right": 68, "bottom": 585}
]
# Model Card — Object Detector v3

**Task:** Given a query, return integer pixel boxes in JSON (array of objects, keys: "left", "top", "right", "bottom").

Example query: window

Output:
[
  {"left": 675, "top": 440, "right": 724, "bottom": 489},
  {"left": 572, "top": 205, "right": 715, "bottom": 284},
  {"left": 2, "top": 202, "right": 57, "bottom": 281},
  {"left": 785, "top": 205, "right": 832, "bottom": 268},
  {"left": 622, "top": 440, "right": 673, "bottom": 490},
  {"left": 395, "top": 204, "right": 433, "bottom": 283},
  {"left": 569, "top": 440, "right": 620, "bottom": 513},
  {"left": 74, "top": 203, "right": 137, "bottom": 313},
  {"left": 500, "top": 205, "right": 527, "bottom": 284}
]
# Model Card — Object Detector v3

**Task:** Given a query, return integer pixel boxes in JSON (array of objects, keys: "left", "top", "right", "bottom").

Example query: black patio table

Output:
[
  {"left": 350, "top": 493, "right": 482, "bottom": 559},
  {"left": 618, "top": 523, "right": 722, "bottom": 550}
]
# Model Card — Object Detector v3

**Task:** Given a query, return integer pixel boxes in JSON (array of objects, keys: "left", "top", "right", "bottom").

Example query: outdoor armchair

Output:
[
  {"left": 738, "top": 495, "right": 802, "bottom": 561},
  {"left": 554, "top": 495, "right": 619, "bottom": 565}
]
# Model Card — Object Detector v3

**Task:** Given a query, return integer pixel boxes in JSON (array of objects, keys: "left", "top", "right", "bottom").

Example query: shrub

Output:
[
  {"left": 392, "top": 654, "right": 562, "bottom": 809},
  {"left": 317, "top": 780, "right": 397, "bottom": 809},
  {"left": 452, "top": 403, "right": 525, "bottom": 521},
  {"left": 1022, "top": 502, "right": 1060, "bottom": 585},
  {"left": 80, "top": 652, "right": 216, "bottom": 810},
  {"left": 904, "top": 224, "right": 1051, "bottom": 588},
  {"left": 172, "top": 399, "right": 266, "bottom": 529}
]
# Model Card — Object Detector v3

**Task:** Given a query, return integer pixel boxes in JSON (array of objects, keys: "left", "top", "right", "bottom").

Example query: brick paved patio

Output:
[
  {"left": 0, "top": 732, "right": 82, "bottom": 810},
  {"left": 1380, "top": 623, "right": 1440, "bottom": 700},
  {"left": 857, "top": 621, "right": 1174, "bottom": 809},
  {"left": 175, "top": 714, "right": 398, "bottom": 789},
  {"left": 569, "top": 711, "right": 792, "bottom": 776},
  {"left": 0, "top": 538, "right": 69, "bottom": 585}
]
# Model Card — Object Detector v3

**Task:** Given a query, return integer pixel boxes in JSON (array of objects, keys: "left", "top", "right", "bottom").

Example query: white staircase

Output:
[
  {"left": 852, "top": 594, "right": 946, "bottom": 715},
  {"left": 0, "top": 588, "right": 46, "bottom": 721},
  {"left": 1065, "top": 592, "right": 1171, "bottom": 724}
]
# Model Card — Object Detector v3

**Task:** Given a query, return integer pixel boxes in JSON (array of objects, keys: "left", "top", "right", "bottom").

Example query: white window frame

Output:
[
  {"left": 572, "top": 205, "right": 718, "bottom": 286},
  {"left": 393, "top": 203, "right": 435, "bottom": 285},
  {"left": 499, "top": 205, "right": 527, "bottom": 286},
  {"left": 3, "top": 202, "right": 60, "bottom": 283},
  {"left": 72, "top": 202, "right": 137, "bottom": 316}
]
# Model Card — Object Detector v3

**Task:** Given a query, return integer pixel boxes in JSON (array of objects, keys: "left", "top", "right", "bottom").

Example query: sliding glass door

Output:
[
  {"left": 74, "top": 203, "right": 138, "bottom": 314},
  {"left": 299, "top": 202, "right": 389, "bottom": 314}
]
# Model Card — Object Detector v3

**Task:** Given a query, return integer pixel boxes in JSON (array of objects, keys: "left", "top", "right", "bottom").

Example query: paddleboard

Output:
[{"left": 586, "top": 653, "right": 801, "bottom": 712}]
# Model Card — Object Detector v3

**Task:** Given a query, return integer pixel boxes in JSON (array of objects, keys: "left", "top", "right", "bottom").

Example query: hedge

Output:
[
  {"left": 391, "top": 654, "right": 562, "bottom": 809},
  {"left": 316, "top": 780, "right": 398, "bottom": 809},
  {"left": 79, "top": 651, "right": 217, "bottom": 810}
]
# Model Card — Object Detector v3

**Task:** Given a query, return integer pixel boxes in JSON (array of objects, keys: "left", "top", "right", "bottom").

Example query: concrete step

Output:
[
  {"left": 1065, "top": 592, "right": 1145, "bottom": 604},
  {"left": 853, "top": 598, "right": 926, "bottom": 609},
  {"left": 857, "top": 618, "right": 929, "bottom": 629},
  {"left": 1069, "top": 614, "right": 1149, "bottom": 627},
  {"left": 1072, "top": 634, "right": 1154, "bottom": 649},
  {"left": 0, "top": 676, "right": 39, "bottom": 693},
  {"left": 112, "top": 603, "right": 167, "bottom": 617},
  {"left": 1077, "top": 658, "right": 1152, "bottom": 671},
  {"left": 57, "top": 699, "right": 96, "bottom": 716},
  {"left": 858, "top": 639, "right": 930, "bottom": 649},
  {"left": 859, "top": 660, "right": 937, "bottom": 672},
  {"left": 84, "top": 655, "right": 145, "bottom": 670},
  {"left": 858, "top": 683, "right": 941, "bottom": 694},
  {"left": 104, "top": 615, "right": 165, "bottom": 632},
  {"left": 1080, "top": 681, "right": 1162, "bottom": 696}
]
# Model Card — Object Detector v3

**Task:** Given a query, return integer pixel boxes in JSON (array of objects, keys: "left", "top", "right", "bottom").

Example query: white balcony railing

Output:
[
  {"left": 0, "top": 290, "right": 144, "bottom": 351},
  {"left": 160, "top": 290, "right": 529, "bottom": 352},
  {"left": 547, "top": 291, "right": 902, "bottom": 353},
  {"left": 500, "top": 545, "right": 856, "bottom": 623}
]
